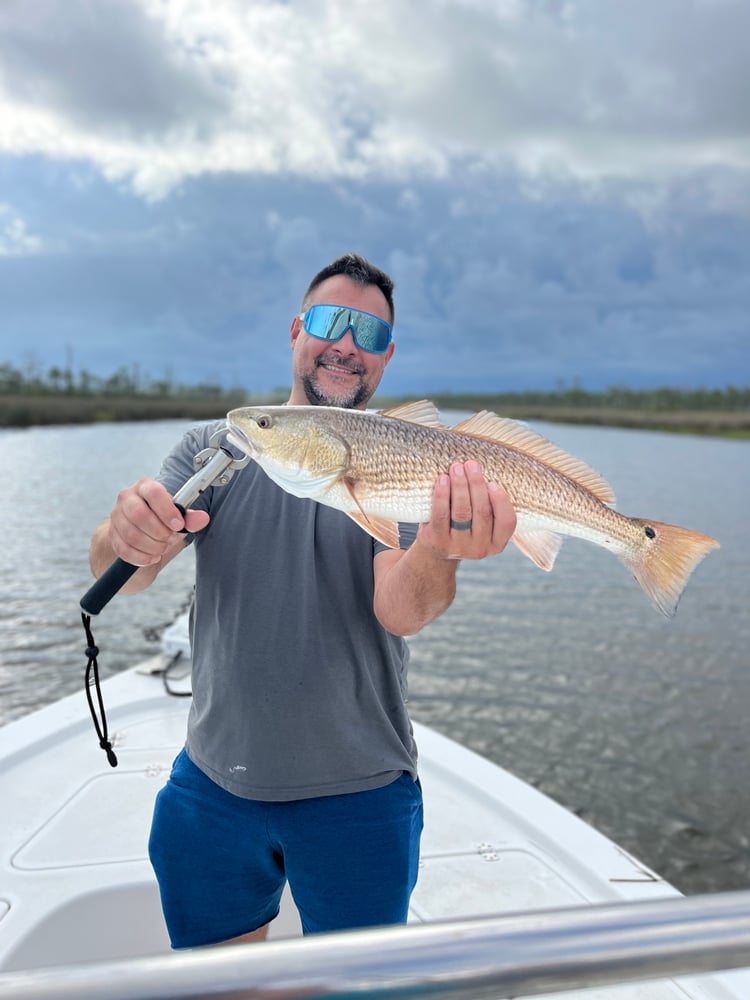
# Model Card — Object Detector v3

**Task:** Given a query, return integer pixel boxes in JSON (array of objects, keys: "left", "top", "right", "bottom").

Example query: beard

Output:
[{"left": 299, "top": 355, "right": 374, "bottom": 409}]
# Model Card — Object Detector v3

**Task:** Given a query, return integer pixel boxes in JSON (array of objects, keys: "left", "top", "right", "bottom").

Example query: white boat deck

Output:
[{"left": 1, "top": 647, "right": 749, "bottom": 999}]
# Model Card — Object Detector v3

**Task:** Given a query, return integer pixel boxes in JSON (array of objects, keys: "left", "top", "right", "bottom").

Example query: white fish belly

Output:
[{"left": 354, "top": 486, "right": 435, "bottom": 524}]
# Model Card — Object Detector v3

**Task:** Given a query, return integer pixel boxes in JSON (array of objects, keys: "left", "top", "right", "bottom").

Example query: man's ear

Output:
[{"left": 290, "top": 315, "right": 302, "bottom": 349}]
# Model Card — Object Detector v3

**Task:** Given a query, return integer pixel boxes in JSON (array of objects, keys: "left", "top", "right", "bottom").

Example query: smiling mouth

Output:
[{"left": 317, "top": 358, "right": 363, "bottom": 377}]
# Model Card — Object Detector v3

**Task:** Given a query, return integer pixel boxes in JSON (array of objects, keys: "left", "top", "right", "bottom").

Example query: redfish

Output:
[{"left": 227, "top": 400, "right": 719, "bottom": 617}]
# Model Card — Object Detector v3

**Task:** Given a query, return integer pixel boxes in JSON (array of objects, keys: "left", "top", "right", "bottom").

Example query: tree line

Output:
[
  {"left": 0, "top": 362, "right": 245, "bottom": 403},
  {"left": 2, "top": 361, "right": 748, "bottom": 412},
  {"left": 425, "top": 385, "right": 749, "bottom": 412},
  {"left": 398, "top": 385, "right": 750, "bottom": 413}
]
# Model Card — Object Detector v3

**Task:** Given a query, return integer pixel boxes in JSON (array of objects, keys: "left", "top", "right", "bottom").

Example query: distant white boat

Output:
[{"left": 1, "top": 613, "right": 749, "bottom": 999}]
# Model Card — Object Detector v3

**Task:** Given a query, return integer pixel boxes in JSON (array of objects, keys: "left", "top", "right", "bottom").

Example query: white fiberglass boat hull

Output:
[{"left": 1, "top": 618, "right": 749, "bottom": 999}]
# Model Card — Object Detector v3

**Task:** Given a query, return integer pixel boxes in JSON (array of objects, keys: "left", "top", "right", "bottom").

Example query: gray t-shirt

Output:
[{"left": 158, "top": 421, "right": 419, "bottom": 801}]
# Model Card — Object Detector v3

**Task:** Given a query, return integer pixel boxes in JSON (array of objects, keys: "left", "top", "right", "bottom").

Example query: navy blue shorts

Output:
[{"left": 148, "top": 750, "right": 423, "bottom": 948}]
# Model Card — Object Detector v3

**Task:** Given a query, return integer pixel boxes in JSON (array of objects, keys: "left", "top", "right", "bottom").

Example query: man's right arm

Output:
[{"left": 89, "top": 478, "right": 210, "bottom": 594}]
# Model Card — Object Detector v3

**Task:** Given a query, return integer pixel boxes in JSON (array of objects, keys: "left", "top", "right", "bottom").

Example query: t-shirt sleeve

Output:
[{"left": 374, "top": 521, "right": 419, "bottom": 556}]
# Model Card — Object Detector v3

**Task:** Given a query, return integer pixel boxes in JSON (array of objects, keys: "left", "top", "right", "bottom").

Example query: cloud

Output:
[
  {"left": 0, "top": 0, "right": 227, "bottom": 135},
  {"left": 0, "top": 1, "right": 747, "bottom": 394},
  {"left": 1, "top": 160, "right": 746, "bottom": 393},
  {"left": 0, "top": 204, "right": 45, "bottom": 256},
  {"left": 0, "top": 0, "right": 748, "bottom": 199}
]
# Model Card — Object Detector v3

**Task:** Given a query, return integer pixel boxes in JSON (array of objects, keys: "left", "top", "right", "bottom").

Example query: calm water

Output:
[{"left": 1, "top": 417, "right": 748, "bottom": 895}]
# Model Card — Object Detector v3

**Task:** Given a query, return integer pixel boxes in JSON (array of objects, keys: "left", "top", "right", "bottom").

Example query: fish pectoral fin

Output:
[
  {"left": 452, "top": 412, "right": 616, "bottom": 505},
  {"left": 511, "top": 529, "right": 564, "bottom": 572},
  {"left": 378, "top": 399, "right": 446, "bottom": 428},
  {"left": 346, "top": 511, "right": 402, "bottom": 549},
  {"left": 342, "top": 477, "right": 402, "bottom": 548}
]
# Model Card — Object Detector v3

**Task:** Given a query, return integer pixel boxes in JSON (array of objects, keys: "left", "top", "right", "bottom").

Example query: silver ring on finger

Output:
[{"left": 450, "top": 518, "right": 473, "bottom": 531}]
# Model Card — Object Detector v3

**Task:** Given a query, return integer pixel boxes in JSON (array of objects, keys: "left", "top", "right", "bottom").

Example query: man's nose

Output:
[{"left": 331, "top": 327, "right": 358, "bottom": 354}]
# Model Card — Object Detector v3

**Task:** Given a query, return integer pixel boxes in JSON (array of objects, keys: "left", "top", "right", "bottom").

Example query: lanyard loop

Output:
[{"left": 82, "top": 612, "right": 118, "bottom": 767}]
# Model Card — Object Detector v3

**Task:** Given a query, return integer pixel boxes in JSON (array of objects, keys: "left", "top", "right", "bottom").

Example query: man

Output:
[{"left": 89, "top": 253, "right": 516, "bottom": 948}]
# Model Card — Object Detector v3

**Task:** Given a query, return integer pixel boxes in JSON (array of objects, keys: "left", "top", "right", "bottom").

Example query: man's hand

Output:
[
  {"left": 372, "top": 461, "right": 516, "bottom": 636},
  {"left": 415, "top": 461, "right": 517, "bottom": 560},
  {"left": 105, "top": 478, "right": 210, "bottom": 568}
]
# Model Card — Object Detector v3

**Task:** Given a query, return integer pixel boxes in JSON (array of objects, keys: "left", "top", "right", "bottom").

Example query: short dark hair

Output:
[{"left": 302, "top": 253, "right": 395, "bottom": 324}]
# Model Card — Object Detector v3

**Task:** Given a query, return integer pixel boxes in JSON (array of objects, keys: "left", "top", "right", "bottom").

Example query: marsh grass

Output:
[{"left": 3, "top": 393, "right": 748, "bottom": 438}]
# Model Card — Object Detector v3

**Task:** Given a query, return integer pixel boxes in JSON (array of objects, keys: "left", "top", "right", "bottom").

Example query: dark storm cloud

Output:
[
  {"left": 0, "top": 0, "right": 227, "bottom": 136},
  {"left": 1, "top": 158, "right": 747, "bottom": 394}
]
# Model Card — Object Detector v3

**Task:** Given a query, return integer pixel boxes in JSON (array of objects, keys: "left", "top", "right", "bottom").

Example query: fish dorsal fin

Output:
[
  {"left": 379, "top": 399, "right": 445, "bottom": 428},
  {"left": 452, "top": 411, "right": 616, "bottom": 505},
  {"left": 346, "top": 511, "right": 402, "bottom": 549}
]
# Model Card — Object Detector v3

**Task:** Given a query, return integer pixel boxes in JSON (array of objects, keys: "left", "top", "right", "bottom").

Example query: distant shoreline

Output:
[
  {"left": 0, "top": 394, "right": 233, "bottom": 428},
  {"left": 1, "top": 393, "right": 748, "bottom": 439}
]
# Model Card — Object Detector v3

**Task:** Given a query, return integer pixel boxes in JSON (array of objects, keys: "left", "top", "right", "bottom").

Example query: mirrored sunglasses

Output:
[{"left": 300, "top": 304, "right": 393, "bottom": 354}]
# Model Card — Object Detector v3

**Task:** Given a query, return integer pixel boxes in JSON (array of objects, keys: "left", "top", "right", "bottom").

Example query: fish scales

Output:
[
  {"left": 337, "top": 409, "right": 622, "bottom": 538},
  {"left": 226, "top": 401, "right": 720, "bottom": 617}
]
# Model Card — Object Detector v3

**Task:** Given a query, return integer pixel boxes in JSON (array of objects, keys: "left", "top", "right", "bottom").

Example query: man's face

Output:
[{"left": 288, "top": 275, "right": 395, "bottom": 409}]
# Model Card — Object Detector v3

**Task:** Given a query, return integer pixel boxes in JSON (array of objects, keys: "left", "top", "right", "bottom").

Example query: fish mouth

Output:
[{"left": 225, "top": 420, "right": 258, "bottom": 457}]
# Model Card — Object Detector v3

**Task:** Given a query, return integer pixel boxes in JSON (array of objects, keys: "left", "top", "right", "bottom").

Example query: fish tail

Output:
[{"left": 622, "top": 520, "right": 720, "bottom": 618}]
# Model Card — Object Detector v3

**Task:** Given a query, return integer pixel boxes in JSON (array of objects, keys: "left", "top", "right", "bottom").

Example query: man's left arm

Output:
[{"left": 373, "top": 461, "right": 517, "bottom": 637}]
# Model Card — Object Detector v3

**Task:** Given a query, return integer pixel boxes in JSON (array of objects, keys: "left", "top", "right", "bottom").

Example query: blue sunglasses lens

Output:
[{"left": 302, "top": 305, "right": 392, "bottom": 354}]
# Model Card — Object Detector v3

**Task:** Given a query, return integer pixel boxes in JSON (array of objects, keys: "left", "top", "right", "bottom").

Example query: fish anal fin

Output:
[
  {"left": 346, "top": 511, "right": 402, "bottom": 548},
  {"left": 511, "top": 529, "right": 564, "bottom": 572},
  {"left": 452, "top": 412, "right": 616, "bottom": 505},
  {"left": 379, "top": 399, "right": 445, "bottom": 428}
]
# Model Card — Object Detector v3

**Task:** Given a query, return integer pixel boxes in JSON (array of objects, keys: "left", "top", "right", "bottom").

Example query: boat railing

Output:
[{"left": 2, "top": 889, "right": 750, "bottom": 999}]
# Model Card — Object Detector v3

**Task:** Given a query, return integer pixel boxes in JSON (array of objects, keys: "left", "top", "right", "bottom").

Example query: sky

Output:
[{"left": 0, "top": 0, "right": 748, "bottom": 397}]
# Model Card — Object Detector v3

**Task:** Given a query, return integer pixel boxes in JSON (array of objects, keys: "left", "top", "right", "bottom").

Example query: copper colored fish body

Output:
[{"left": 226, "top": 400, "right": 719, "bottom": 617}]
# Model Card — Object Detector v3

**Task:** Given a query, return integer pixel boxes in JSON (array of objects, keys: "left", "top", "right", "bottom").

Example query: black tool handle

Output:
[
  {"left": 80, "top": 501, "right": 189, "bottom": 616},
  {"left": 80, "top": 558, "right": 139, "bottom": 616},
  {"left": 79, "top": 442, "right": 239, "bottom": 617}
]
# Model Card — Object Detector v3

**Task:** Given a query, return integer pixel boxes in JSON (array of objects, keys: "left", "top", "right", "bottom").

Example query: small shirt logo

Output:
[{"left": 229, "top": 764, "right": 247, "bottom": 773}]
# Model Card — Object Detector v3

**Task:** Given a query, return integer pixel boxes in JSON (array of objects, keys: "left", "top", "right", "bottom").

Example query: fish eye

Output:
[{"left": 256, "top": 415, "right": 272, "bottom": 429}]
